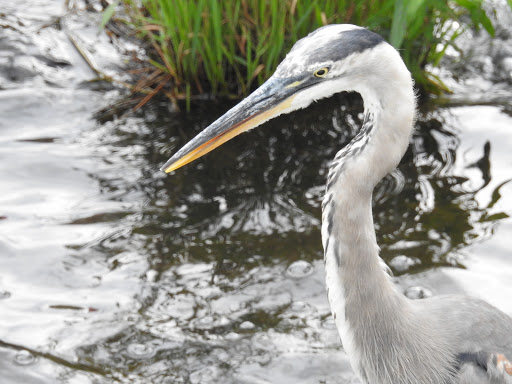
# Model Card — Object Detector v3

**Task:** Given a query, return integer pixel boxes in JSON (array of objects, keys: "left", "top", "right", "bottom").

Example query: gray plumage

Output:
[
  {"left": 161, "top": 24, "right": 512, "bottom": 384},
  {"left": 315, "top": 25, "right": 512, "bottom": 384}
]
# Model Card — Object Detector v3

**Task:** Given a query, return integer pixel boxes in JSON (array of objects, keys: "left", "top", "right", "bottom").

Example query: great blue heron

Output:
[{"left": 161, "top": 24, "right": 512, "bottom": 384}]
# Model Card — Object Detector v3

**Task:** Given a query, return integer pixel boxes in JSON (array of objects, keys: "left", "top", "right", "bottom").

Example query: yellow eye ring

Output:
[{"left": 314, "top": 67, "right": 329, "bottom": 77}]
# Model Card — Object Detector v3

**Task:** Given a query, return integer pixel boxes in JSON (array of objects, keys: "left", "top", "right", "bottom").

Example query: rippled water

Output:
[{"left": 1, "top": 2, "right": 512, "bottom": 384}]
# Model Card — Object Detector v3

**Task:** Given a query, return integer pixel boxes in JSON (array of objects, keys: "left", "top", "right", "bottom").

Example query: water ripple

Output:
[
  {"left": 125, "top": 343, "right": 156, "bottom": 359},
  {"left": 285, "top": 260, "right": 314, "bottom": 279},
  {"left": 14, "top": 350, "right": 36, "bottom": 366},
  {"left": 404, "top": 286, "right": 433, "bottom": 300}
]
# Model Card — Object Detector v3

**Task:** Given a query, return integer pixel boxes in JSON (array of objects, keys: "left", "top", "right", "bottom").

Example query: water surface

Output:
[{"left": 1, "top": 2, "right": 512, "bottom": 383}]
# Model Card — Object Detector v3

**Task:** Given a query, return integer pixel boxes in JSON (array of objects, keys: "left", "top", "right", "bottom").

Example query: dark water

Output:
[{"left": 1, "top": 2, "right": 512, "bottom": 384}]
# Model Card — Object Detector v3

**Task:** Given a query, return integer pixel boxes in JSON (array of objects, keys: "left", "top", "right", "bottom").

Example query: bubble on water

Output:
[
  {"left": 224, "top": 332, "right": 240, "bottom": 341},
  {"left": 285, "top": 260, "right": 314, "bottom": 279},
  {"left": 0, "top": 290, "right": 11, "bottom": 300},
  {"left": 321, "top": 317, "right": 337, "bottom": 330},
  {"left": 14, "top": 350, "right": 36, "bottom": 365},
  {"left": 389, "top": 255, "right": 419, "bottom": 272},
  {"left": 89, "top": 276, "right": 102, "bottom": 288},
  {"left": 289, "top": 301, "right": 312, "bottom": 312},
  {"left": 126, "top": 343, "right": 155, "bottom": 359},
  {"left": 404, "top": 286, "right": 432, "bottom": 300},
  {"left": 239, "top": 321, "right": 255, "bottom": 330}
]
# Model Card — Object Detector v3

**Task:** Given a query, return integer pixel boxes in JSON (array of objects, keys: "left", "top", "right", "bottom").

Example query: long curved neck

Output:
[
  {"left": 322, "top": 54, "right": 418, "bottom": 383},
  {"left": 322, "top": 81, "right": 414, "bottom": 327},
  {"left": 322, "top": 68, "right": 416, "bottom": 298}
]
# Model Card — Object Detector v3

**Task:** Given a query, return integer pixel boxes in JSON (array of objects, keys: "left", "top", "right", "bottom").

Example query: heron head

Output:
[{"left": 161, "top": 24, "right": 386, "bottom": 173}]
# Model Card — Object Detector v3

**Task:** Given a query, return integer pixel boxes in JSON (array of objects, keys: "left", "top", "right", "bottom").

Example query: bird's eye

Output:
[{"left": 314, "top": 67, "right": 329, "bottom": 77}]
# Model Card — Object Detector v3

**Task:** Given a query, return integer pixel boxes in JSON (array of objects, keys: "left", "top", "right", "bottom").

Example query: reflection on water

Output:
[
  {"left": 1, "top": 2, "right": 512, "bottom": 384},
  {"left": 10, "top": 96, "right": 508, "bottom": 384},
  {"left": 98, "top": 96, "right": 505, "bottom": 277}
]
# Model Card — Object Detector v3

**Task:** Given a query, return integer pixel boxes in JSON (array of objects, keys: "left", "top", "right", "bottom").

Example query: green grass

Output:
[{"left": 105, "top": 0, "right": 501, "bottom": 105}]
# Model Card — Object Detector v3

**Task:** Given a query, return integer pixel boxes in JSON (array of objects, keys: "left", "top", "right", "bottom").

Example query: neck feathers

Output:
[{"left": 321, "top": 45, "right": 456, "bottom": 384}]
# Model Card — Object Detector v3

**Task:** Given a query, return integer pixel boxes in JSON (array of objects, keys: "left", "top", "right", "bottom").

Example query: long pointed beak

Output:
[{"left": 160, "top": 76, "right": 305, "bottom": 173}]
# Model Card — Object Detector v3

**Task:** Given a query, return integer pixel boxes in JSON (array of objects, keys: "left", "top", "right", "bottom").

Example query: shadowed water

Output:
[{"left": 1, "top": 2, "right": 512, "bottom": 384}]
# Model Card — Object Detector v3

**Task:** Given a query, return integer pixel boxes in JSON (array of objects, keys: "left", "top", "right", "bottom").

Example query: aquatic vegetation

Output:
[{"left": 102, "top": 0, "right": 504, "bottom": 107}]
